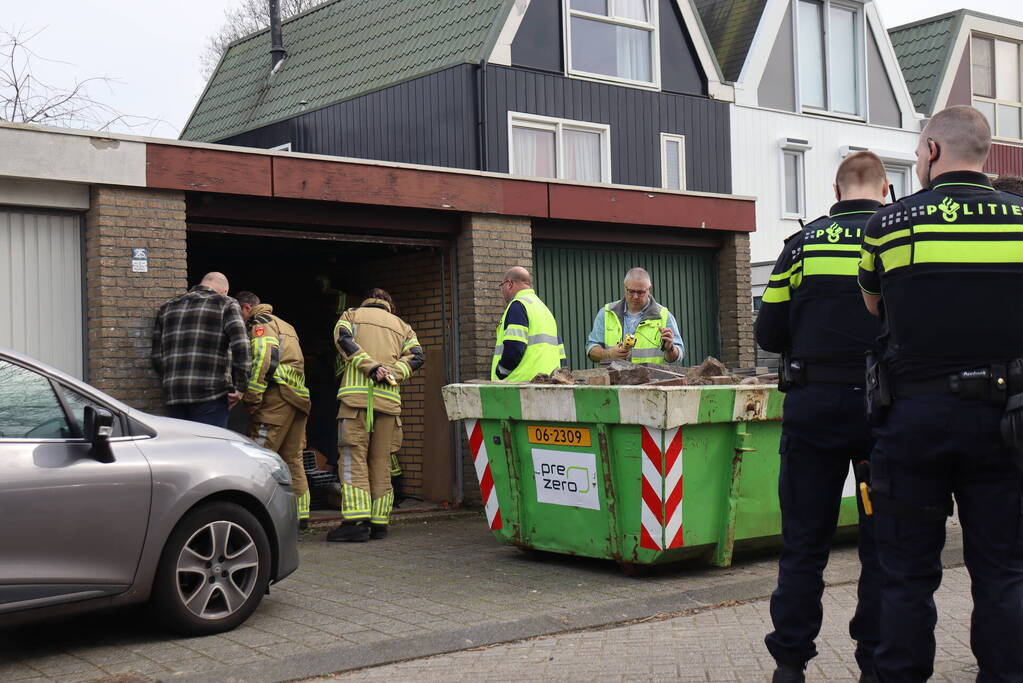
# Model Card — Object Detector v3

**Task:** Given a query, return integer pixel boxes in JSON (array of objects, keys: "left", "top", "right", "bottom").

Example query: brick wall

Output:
[
  {"left": 716, "top": 231, "right": 755, "bottom": 368},
  {"left": 352, "top": 249, "right": 449, "bottom": 499},
  {"left": 456, "top": 213, "right": 533, "bottom": 504},
  {"left": 84, "top": 186, "right": 187, "bottom": 413}
]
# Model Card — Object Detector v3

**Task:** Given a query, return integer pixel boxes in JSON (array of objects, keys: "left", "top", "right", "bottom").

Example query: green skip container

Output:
[{"left": 442, "top": 383, "right": 859, "bottom": 572}]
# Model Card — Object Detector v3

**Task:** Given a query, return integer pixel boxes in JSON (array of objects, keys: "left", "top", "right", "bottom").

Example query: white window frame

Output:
[
  {"left": 792, "top": 0, "right": 867, "bottom": 120},
  {"left": 270, "top": 142, "right": 292, "bottom": 151},
  {"left": 883, "top": 163, "right": 913, "bottom": 201},
  {"left": 839, "top": 145, "right": 916, "bottom": 200},
  {"left": 508, "top": 112, "right": 612, "bottom": 183},
  {"left": 659, "top": 133, "right": 686, "bottom": 191},
  {"left": 779, "top": 138, "right": 812, "bottom": 220},
  {"left": 970, "top": 32, "right": 1023, "bottom": 142},
  {"left": 563, "top": 0, "right": 661, "bottom": 90}
]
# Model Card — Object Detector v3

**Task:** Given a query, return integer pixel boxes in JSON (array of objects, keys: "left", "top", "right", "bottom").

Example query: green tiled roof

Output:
[
  {"left": 181, "top": 0, "right": 512, "bottom": 142},
  {"left": 693, "top": 0, "right": 768, "bottom": 83},
  {"left": 889, "top": 11, "right": 963, "bottom": 116}
]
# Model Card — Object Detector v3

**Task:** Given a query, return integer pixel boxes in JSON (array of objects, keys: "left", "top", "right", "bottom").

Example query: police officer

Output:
[
  {"left": 757, "top": 152, "right": 888, "bottom": 683},
  {"left": 492, "top": 267, "right": 564, "bottom": 381},
  {"left": 236, "top": 292, "right": 312, "bottom": 529},
  {"left": 329, "top": 288, "right": 424, "bottom": 542},
  {"left": 858, "top": 106, "right": 1023, "bottom": 681},
  {"left": 586, "top": 267, "right": 683, "bottom": 365}
]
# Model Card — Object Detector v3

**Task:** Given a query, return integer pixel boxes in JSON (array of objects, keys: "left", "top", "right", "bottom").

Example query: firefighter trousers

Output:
[
  {"left": 247, "top": 385, "right": 310, "bottom": 519},
  {"left": 338, "top": 406, "right": 397, "bottom": 525}
]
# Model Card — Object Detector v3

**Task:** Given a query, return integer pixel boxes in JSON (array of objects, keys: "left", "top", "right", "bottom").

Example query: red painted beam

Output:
[
  {"left": 985, "top": 143, "right": 1023, "bottom": 177},
  {"left": 547, "top": 184, "right": 756, "bottom": 232},
  {"left": 272, "top": 157, "right": 549, "bottom": 217},
  {"left": 147, "top": 144, "right": 272, "bottom": 196}
]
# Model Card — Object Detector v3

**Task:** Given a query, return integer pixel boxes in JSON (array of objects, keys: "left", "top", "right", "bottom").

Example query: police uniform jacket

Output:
[
  {"left": 858, "top": 171, "right": 1023, "bottom": 380},
  {"left": 757, "top": 199, "right": 884, "bottom": 372}
]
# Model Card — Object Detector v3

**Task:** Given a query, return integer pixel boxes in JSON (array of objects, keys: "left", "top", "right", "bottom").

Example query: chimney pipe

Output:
[{"left": 269, "top": 0, "right": 286, "bottom": 71}]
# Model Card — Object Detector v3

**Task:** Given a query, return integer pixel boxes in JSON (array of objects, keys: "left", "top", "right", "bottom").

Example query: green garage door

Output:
[{"left": 534, "top": 242, "right": 719, "bottom": 370}]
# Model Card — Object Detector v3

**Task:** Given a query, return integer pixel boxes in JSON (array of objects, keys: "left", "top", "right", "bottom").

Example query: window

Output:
[
  {"left": 509, "top": 113, "right": 611, "bottom": 183},
  {"left": 566, "top": 0, "right": 658, "bottom": 86},
  {"left": 783, "top": 150, "right": 805, "bottom": 216},
  {"left": 884, "top": 164, "right": 912, "bottom": 201},
  {"left": 660, "top": 134, "right": 686, "bottom": 191},
  {"left": 59, "top": 385, "right": 124, "bottom": 438},
  {"left": 0, "top": 360, "right": 71, "bottom": 439},
  {"left": 796, "top": 0, "right": 862, "bottom": 116},
  {"left": 972, "top": 35, "right": 1022, "bottom": 140}
]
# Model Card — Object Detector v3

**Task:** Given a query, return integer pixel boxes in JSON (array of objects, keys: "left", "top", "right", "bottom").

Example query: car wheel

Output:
[{"left": 152, "top": 501, "right": 271, "bottom": 635}]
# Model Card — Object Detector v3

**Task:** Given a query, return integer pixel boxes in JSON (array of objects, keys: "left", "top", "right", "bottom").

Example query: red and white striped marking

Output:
[
  {"left": 640, "top": 426, "right": 685, "bottom": 550},
  {"left": 465, "top": 419, "right": 502, "bottom": 530}
]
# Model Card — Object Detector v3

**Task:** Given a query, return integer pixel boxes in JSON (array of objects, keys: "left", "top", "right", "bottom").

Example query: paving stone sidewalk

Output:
[
  {"left": 331, "top": 566, "right": 978, "bottom": 682},
  {"left": 0, "top": 513, "right": 964, "bottom": 683}
]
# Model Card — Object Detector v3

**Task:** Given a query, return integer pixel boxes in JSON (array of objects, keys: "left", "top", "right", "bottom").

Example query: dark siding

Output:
[
  {"left": 659, "top": 0, "right": 706, "bottom": 95},
  {"left": 485, "top": 65, "right": 730, "bottom": 193},
  {"left": 219, "top": 66, "right": 479, "bottom": 170},
  {"left": 511, "top": 0, "right": 563, "bottom": 73}
]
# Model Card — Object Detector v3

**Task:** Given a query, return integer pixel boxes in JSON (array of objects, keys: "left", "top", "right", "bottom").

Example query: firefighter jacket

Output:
[
  {"left": 333, "top": 298, "right": 424, "bottom": 416},
  {"left": 243, "top": 304, "right": 311, "bottom": 414}
]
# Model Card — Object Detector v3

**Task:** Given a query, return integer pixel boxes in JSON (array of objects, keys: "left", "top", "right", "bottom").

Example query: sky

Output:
[{"left": 4, "top": 0, "right": 1023, "bottom": 139}]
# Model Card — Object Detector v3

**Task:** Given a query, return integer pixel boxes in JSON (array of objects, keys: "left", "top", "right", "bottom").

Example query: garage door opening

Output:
[{"left": 186, "top": 226, "right": 458, "bottom": 509}]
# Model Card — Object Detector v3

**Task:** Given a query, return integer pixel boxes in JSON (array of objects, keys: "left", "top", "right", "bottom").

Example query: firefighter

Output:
[
  {"left": 329, "top": 288, "right": 424, "bottom": 542},
  {"left": 235, "top": 292, "right": 312, "bottom": 529}
]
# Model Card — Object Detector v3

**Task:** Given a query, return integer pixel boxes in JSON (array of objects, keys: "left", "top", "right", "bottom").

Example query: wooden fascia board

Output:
[
  {"left": 864, "top": 2, "right": 921, "bottom": 130},
  {"left": 734, "top": 0, "right": 788, "bottom": 106},
  {"left": 674, "top": 0, "right": 733, "bottom": 100},
  {"left": 488, "top": 0, "right": 529, "bottom": 65},
  {"left": 148, "top": 142, "right": 754, "bottom": 232}
]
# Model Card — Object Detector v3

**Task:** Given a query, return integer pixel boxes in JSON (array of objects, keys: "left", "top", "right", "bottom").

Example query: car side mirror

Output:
[{"left": 83, "top": 406, "right": 115, "bottom": 461}]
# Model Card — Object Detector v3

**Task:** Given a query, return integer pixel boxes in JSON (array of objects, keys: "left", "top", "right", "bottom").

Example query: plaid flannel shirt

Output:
[{"left": 151, "top": 285, "right": 251, "bottom": 405}]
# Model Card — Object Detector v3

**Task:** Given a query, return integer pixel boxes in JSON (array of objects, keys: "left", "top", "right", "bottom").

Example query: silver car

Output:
[{"left": 0, "top": 347, "right": 299, "bottom": 635}]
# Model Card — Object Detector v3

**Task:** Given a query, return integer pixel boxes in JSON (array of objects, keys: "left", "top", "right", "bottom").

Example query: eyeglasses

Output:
[
  {"left": 626, "top": 288, "right": 649, "bottom": 296},
  {"left": 498, "top": 280, "right": 512, "bottom": 288}
]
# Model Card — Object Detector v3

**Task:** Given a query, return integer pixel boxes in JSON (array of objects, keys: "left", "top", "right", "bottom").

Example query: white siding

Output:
[
  {"left": 0, "top": 210, "right": 83, "bottom": 378},
  {"left": 731, "top": 105, "right": 919, "bottom": 275}
]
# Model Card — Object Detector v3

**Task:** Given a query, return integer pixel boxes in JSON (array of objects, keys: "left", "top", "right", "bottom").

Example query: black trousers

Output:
[
  {"left": 766, "top": 383, "right": 881, "bottom": 673},
  {"left": 871, "top": 395, "right": 1023, "bottom": 682}
]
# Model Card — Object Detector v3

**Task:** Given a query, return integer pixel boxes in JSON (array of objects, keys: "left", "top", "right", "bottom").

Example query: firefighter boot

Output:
[
  {"left": 369, "top": 524, "right": 388, "bottom": 540},
  {"left": 326, "top": 521, "right": 370, "bottom": 543},
  {"left": 771, "top": 664, "right": 805, "bottom": 683}
]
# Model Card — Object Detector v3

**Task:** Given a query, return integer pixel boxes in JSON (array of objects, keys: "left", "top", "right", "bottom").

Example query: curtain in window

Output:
[
  {"left": 829, "top": 5, "right": 857, "bottom": 114},
  {"left": 798, "top": 1, "right": 825, "bottom": 109},
  {"left": 563, "top": 129, "right": 602, "bottom": 182},
  {"left": 615, "top": 25, "right": 651, "bottom": 82},
  {"left": 512, "top": 127, "right": 556, "bottom": 178},
  {"left": 617, "top": 0, "right": 648, "bottom": 21}
]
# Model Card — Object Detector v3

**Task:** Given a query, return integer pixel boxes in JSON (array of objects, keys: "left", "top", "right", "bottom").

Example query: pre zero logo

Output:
[{"left": 531, "top": 449, "right": 600, "bottom": 510}]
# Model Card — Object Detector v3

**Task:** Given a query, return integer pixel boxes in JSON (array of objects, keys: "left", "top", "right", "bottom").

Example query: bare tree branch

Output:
[
  {"left": 0, "top": 25, "right": 165, "bottom": 134},
  {"left": 200, "top": 0, "right": 316, "bottom": 79}
]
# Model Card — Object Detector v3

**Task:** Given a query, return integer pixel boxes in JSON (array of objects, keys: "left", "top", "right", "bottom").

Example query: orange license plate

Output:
[{"left": 526, "top": 425, "right": 592, "bottom": 447}]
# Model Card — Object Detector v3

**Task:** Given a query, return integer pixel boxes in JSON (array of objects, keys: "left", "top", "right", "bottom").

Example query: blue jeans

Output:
[
  {"left": 766, "top": 383, "right": 881, "bottom": 674},
  {"left": 167, "top": 397, "right": 230, "bottom": 429},
  {"left": 871, "top": 395, "right": 1023, "bottom": 682}
]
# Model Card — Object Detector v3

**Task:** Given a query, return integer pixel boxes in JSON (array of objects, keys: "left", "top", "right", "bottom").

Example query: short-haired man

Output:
[
  {"left": 151, "top": 272, "right": 249, "bottom": 428},
  {"left": 758, "top": 152, "right": 887, "bottom": 683},
  {"left": 491, "top": 267, "right": 564, "bottom": 381},
  {"left": 329, "top": 289, "right": 424, "bottom": 542},
  {"left": 993, "top": 174, "right": 1023, "bottom": 195},
  {"left": 859, "top": 106, "right": 1023, "bottom": 680},
  {"left": 586, "top": 268, "right": 683, "bottom": 365},
  {"left": 236, "top": 292, "right": 312, "bottom": 529}
]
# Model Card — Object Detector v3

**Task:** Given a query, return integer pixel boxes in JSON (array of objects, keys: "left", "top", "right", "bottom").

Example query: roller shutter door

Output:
[
  {"left": 535, "top": 242, "right": 718, "bottom": 371},
  {"left": 0, "top": 209, "right": 84, "bottom": 377}
]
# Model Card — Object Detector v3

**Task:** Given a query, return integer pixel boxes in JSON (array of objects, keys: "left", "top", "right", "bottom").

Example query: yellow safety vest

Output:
[
  {"left": 491, "top": 289, "right": 563, "bottom": 381},
  {"left": 603, "top": 303, "right": 670, "bottom": 365}
]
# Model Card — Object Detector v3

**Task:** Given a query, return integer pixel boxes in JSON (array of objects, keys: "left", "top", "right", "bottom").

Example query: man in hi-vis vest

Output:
[
  {"left": 491, "top": 267, "right": 565, "bottom": 381},
  {"left": 586, "top": 267, "right": 684, "bottom": 365}
]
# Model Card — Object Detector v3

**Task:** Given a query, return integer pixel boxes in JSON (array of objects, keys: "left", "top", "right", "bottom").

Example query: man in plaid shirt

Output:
[{"left": 151, "top": 272, "right": 251, "bottom": 428}]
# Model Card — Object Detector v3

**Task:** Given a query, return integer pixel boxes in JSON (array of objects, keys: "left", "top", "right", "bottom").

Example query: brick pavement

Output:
[
  {"left": 0, "top": 513, "right": 965, "bottom": 683},
  {"left": 330, "top": 567, "right": 979, "bottom": 682}
]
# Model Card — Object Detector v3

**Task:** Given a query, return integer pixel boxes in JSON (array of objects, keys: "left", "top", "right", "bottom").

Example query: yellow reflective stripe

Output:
[
  {"left": 802, "top": 255, "right": 859, "bottom": 277},
  {"left": 769, "top": 262, "right": 801, "bottom": 282},
  {"left": 790, "top": 270, "right": 803, "bottom": 288},
  {"left": 396, "top": 360, "right": 411, "bottom": 379},
  {"left": 914, "top": 224, "right": 1023, "bottom": 234},
  {"left": 859, "top": 248, "right": 876, "bottom": 272},
  {"left": 402, "top": 337, "right": 420, "bottom": 351},
  {"left": 864, "top": 229, "right": 910, "bottom": 247},
  {"left": 336, "top": 320, "right": 353, "bottom": 332},
  {"left": 350, "top": 351, "right": 368, "bottom": 363},
  {"left": 762, "top": 286, "right": 791, "bottom": 303},
  {"left": 914, "top": 240, "right": 1023, "bottom": 263},
  {"left": 803, "top": 243, "right": 861, "bottom": 252},
  {"left": 879, "top": 245, "right": 912, "bottom": 271},
  {"left": 504, "top": 325, "right": 529, "bottom": 341}
]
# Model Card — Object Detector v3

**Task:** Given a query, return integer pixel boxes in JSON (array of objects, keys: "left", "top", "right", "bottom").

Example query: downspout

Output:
[{"left": 476, "top": 59, "right": 489, "bottom": 171}]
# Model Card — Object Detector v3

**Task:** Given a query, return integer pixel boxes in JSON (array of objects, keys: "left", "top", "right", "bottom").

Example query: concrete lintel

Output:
[
  {"left": 0, "top": 177, "right": 90, "bottom": 211},
  {"left": 0, "top": 126, "right": 145, "bottom": 188}
]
